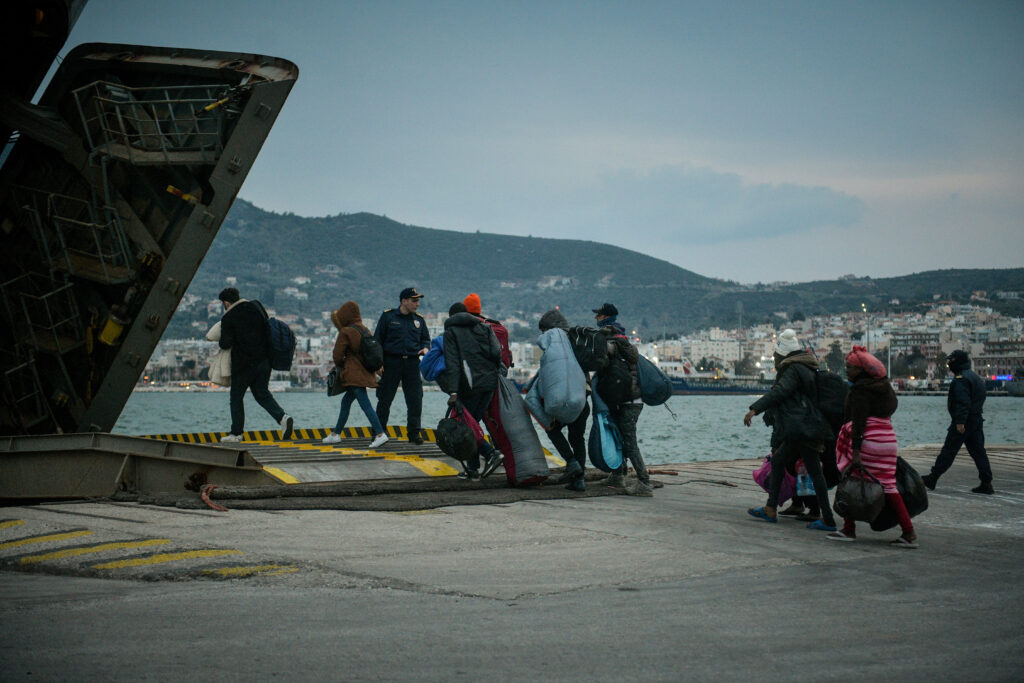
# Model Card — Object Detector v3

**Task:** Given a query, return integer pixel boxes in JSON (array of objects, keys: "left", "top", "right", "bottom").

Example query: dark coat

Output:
[
  {"left": 948, "top": 367, "right": 986, "bottom": 424},
  {"left": 373, "top": 307, "right": 430, "bottom": 356},
  {"left": 331, "top": 301, "right": 378, "bottom": 389},
  {"left": 218, "top": 300, "right": 270, "bottom": 371},
  {"left": 844, "top": 376, "right": 898, "bottom": 449},
  {"left": 438, "top": 312, "right": 501, "bottom": 396},
  {"left": 598, "top": 328, "right": 641, "bottom": 402},
  {"left": 750, "top": 351, "right": 821, "bottom": 448}
]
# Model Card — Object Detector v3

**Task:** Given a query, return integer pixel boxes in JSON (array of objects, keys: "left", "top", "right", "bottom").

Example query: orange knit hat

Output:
[{"left": 463, "top": 293, "right": 482, "bottom": 314}]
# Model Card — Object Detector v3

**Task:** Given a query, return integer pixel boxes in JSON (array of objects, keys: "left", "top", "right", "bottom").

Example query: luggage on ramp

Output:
[{"left": 485, "top": 376, "right": 549, "bottom": 485}]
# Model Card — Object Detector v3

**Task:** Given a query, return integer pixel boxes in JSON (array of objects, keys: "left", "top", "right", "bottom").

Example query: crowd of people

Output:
[{"left": 210, "top": 287, "right": 996, "bottom": 516}]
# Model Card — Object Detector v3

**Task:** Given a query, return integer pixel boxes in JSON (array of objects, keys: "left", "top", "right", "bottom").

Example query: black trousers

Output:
[
  {"left": 932, "top": 415, "right": 992, "bottom": 482},
  {"left": 229, "top": 359, "right": 285, "bottom": 435},
  {"left": 460, "top": 389, "right": 496, "bottom": 472},
  {"left": 547, "top": 402, "right": 590, "bottom": 470},
  {"left": 375, "top": 355, "right": 423, "bottom": 433},
  {"left": 767, "top": 440, "right": 835, "bottom": 526},
  {"left": 610, "top": 403, "right": 648, "bottom": 484}
]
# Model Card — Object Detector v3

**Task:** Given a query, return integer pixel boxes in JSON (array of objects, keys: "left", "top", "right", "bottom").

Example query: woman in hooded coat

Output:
[
  {"left": 323, "top": 301, "right": 388, "bottom": 448},
  {"left": 827, "top": 346, "right": 917, "bottom": 548}
]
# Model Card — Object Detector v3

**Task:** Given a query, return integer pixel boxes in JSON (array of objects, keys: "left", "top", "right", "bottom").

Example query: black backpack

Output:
[
  {"left": 254, "top": 300, "right": 296, "bottom": 371},
  {"left": 815, "top": 370, "right": 850, "bottom": 433},
  {"left": 596, "top": 343, "right": 635, "bottom": 407},
  {"left": 566, "top": 326, "right": 609, "bottom": 372},
  {"left": 349, "top": 325, "right": 384, "bottom": 372}
]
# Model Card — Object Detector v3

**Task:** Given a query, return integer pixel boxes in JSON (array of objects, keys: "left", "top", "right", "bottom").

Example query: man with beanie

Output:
[
  {"left": 922, "top": 350, "right": 994, "bottom": 494},
  {"left": 216, "top": 287, "right": 294, "bottom": 442},
  {"left": 439, "top": 301, "right": 504, "bottom": 480},
  {"left": 373, "top": 287, "right": 431, "bottom": 443},
  {"left": 463, "top": 293, "right": 513, "bottom": 374},
  {"left": 743, "top": 329, "right": 838, "bottom": 530}
]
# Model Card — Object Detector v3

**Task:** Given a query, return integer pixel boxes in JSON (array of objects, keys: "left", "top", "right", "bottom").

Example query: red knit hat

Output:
[
  {"left": 845, "top": 345, "right": 886, "bottom": 378},
  {"left": 463, "top": 293, "right": 482, "bottom": 315}
]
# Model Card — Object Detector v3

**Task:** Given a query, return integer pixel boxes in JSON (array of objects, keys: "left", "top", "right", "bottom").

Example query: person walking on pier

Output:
[
  {"left": 921, "top": 350, "right": 994, "bottom": 494},
  {"left": 826, "top": 346, "right": 917, "bottom": 547},
  {"left": 216, "top": 287, "right": 294, "bottom": 442},
  {"left": 322, "top": 301, "right": 388, "bottom": 449},
  {"left": 373, "top": 287, "right": 431, "bottom": 444},
  {"left": 743, "top": 329, "right": 837, "bottom": 530},
  {"left": 438, "top": 301, "right": 503, "bottom": 480},
  {"left": 594, "top": 303, "right": 652, "bottom": 497},
  {"left": 463, "top": 293, "right": 513, "bottom": 375}
]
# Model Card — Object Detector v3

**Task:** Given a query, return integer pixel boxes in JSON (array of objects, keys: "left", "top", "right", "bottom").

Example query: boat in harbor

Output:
[{"left": 670, "top": 376, "right": 772, "bottom": 395}]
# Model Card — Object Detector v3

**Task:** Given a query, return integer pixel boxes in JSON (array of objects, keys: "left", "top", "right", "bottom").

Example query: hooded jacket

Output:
[
  {"left": 438, "top": 312, "right": 502, "bottom": 396},
  {"left": 219, "top": 299, "right": 271, "bottom": 371},
  {"left": 946, "top": 354, "right": 985, "bottom": 423},
  {"left": 331, "top": 301, "right": 378, "bottom": 389},
  {"left": 844, "top": 376, "right": 898, "bottom": 449},
  {"left": 750, "top": 350, "right": 821, "bottom": 447}
]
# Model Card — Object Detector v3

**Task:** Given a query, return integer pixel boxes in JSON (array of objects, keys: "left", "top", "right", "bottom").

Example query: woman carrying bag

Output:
[
  {"left": 743, "top": 329, "right": 838, "bottom": 531},
  {"left": 322, "top": 301, "right": 388, "bottom": 449},
  {"left": 827, "top": 346, "right": 918, "bottom": 548}
]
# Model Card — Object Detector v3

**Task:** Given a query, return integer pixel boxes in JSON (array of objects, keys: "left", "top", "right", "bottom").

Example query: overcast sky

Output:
[{"left": 56, "top": 1, "right": 1024, "bottom": 283}]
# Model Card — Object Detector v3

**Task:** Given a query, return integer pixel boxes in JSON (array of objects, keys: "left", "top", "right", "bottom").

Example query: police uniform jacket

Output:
[
  {"left": 374, "top": 308, "right": 430, "bottom": 357},
  {"left": 948, "top": 368, "right": 986, "bottom": 424}
]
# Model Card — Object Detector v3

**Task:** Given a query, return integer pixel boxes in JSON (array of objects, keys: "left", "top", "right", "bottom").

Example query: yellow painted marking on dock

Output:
[
  {"left": 0, "top": 520, "right": 26, "bottom": 530},
  {"left": 93, "top": 548, "right": 243, "bottom": 570},
  {"left": 379, "top": 454, "right": 460, "bottom": 476},
  {"left": 203, "top": 564, "right": 299, "bottom": 578},
  {"left": 20, "top": 539, "right": 171, "bottom": 564},
  {"left": 0, "top": 530, "right": 93, "bottom": 550},
  {"left": 263, "top": 467, "right": 300, "bottom": 484}
]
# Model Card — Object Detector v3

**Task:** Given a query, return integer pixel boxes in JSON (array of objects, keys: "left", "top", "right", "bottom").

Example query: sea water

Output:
[{"left": 113, "top": 391, "right": 1023, "bottom": 466}]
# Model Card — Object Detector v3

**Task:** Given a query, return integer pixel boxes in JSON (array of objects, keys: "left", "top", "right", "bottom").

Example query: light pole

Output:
[{"left": 861, "top": 302, "right": 869, "bottom": 352}]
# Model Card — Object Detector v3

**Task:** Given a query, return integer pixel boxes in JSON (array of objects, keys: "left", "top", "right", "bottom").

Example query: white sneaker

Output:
[
  {"left": 322, "top": 432, "right": 342, "bottom": 444},
  {"left": 279, "top": 414, "right": 294, "bottom": 440},
  {"left": 369, "top": 433, "right": 389, "bottom": 449},
  {"left": 221, "top": 433, "right": 243, "bottom": 443}
]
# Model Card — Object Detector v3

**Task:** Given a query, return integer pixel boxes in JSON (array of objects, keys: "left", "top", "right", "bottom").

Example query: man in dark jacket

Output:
[
  {"left": 593, "top": 303, "right": 652, "bottom": 497},
  {"left": 922, "top": 350, "right": 994, "bottom": 494},
  {"left": 743, "top": 329, "right": 836, "bottom": 529},
  {"left": 217, "top": 288, "right": 293, "bottom": 442},
  {"left": 438, "top": 302, "right": 503, "bottom": 480},
  {"left": 374, "top": 287, "right": 431, "bottom": 443}
]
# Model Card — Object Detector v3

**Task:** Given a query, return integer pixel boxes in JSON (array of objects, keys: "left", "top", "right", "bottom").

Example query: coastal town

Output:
[{"left": 142, "top": 285, "right": 1024, "bottom": 392}]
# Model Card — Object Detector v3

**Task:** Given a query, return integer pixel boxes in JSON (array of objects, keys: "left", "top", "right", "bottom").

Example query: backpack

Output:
[
  {"left": 253, "top": 301, "right": 296, "bottom": 371},
  {"left": 636, "top": 354, "right": 673, "bottom": 406},
  {"left": 566, "top": 326, "right": 609, "bottom": 372},
  {"left": 815, "top": 370, "right": 850, "bottom": 433},
  {"left": 596, "top": 346, "right": 635, "bottom": 407},
  {"left": 482, "top": 317, "right": 513, "bottom": 369},
  {"left": 349, "top": 325, "right": 384, "bottom": 373}
]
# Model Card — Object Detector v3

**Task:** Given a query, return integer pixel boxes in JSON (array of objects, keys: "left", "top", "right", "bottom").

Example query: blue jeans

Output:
[{"left": 335, "top": 387, "right": 384, "bottom": 434}]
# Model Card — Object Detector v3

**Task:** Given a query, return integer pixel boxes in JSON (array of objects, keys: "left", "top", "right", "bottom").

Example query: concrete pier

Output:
[{"left": 1, "top": 445, "right": 1021, "bottom": 680}]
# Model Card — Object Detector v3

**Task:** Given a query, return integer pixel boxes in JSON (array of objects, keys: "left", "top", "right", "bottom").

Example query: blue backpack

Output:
[
  {"left": 420, "top": 335, "right": 446, "bottom": 381},
  {"left": 254, "top": 301, "right": 296, "bottom": 371}
]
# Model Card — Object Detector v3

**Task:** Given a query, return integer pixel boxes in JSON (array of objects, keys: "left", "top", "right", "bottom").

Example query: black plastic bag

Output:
[
  {"left": 832, "top": 463, "right": 885, "bottom": 522},
  {"left": 435, "top": 404, "right": 478, "bottom": 462},
  {"left": 870, "top": 457, "right": 929, "bottom": 531}
]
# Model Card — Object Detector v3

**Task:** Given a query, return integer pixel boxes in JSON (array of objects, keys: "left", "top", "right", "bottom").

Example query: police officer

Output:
[
  {"left": 922, "top": 350, "right": 995, "bottom": 494},
  {"left": 374, "top": 287, "right": 431, "bottom": 443}
]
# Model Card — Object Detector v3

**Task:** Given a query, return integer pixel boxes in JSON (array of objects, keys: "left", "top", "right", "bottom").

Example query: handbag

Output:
[
  {"left": 752, "top": 454, "right": 797, "bottom": 505},
  {"left": 436, "top": 403, "right": 481, "bottom": 462},
  {"left": 587, "top": 386, "right": 624, "bottom": 472},
  {"left": 832, "top": 463, "right": 886, "bottom": 522},
  {"left": 326, "top": 366, "right": 344, "bottom": 397},
  {"left": 870, "top": 457, "right": 929, "bottom": 531}
]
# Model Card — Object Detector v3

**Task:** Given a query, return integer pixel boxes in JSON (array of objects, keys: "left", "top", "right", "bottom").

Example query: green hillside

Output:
[{"left": 165, "top": 200, "right": 1024, "bottom": 338}]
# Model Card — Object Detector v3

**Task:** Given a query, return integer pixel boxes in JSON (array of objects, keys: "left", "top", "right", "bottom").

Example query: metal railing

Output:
[{"left": 73, "top": 81, "right": 236, "bottom": 165}]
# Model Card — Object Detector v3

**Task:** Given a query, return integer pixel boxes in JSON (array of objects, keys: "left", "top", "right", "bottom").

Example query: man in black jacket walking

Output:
[
  {"left": 217, "top": 288, "right": 293, "bottom": 442},
  {"left": 438, "top": 302, "right": 503, "bottom": 480},
  {"left": 922, "top": 350, "right": 994, "bottom": 494}
]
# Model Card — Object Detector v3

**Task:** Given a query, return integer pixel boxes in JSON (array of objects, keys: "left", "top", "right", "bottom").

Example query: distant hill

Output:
[{"left": 165, "top": 200, "right": 1024, "bottom": 338}]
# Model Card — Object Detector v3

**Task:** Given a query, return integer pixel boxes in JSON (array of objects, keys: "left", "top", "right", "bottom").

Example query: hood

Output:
[
  {"left": 331, "top": 301, "right": 362, "bottom": 329},
  {"left": 445, "top": 311, "right": 484, "bottom": 329},
  {"left": 854, "top": 376, "right": 892, "bottom": 395},
  {"left": 777, "top": 350, "right": 819, "bottom": 372},
  {"left": 947, "top": 350, "right": 971, "bottom": 373},
  {"left": 539, "top": 309, "right": 569, "bottom": 331},
  {"left": 536, "top": 327, "right": 569, "bottom": 351}
]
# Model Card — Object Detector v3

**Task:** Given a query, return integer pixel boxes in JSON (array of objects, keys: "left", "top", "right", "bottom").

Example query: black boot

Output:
[
  {"left": 557, "top": 459, "right": 583, "bottom": 484},
  {"left": 921, "top": 473, "right": 937, "bottom": 491},
  {"left": 971, "top": 481, "right": 994, "bottom": 494}
]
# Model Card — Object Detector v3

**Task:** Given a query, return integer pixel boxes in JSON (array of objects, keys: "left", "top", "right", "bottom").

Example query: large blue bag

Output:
[
  {"left": 524, "top": 328, "right": 587, "bottom": 429},
  {"left": 637, "top": 354, "right": 673, "bottom": 406},
  {"left": 420, "top": 335, "right": 445, "bottom": 381},
  {"left": 588, "top": 378, "right": 623, "bottom": 472}
]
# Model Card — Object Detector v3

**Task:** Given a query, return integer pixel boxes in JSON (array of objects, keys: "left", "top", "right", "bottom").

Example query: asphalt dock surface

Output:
[{"left": 2, "top": 445, "right": 1022, "bottom": 681}]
